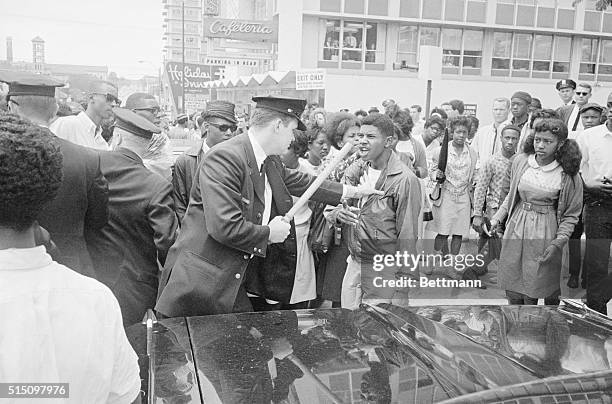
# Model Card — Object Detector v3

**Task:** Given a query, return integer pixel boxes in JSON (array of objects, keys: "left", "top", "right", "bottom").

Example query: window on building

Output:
[
  {"left": 420, "top": 27, "right": 440, "bottom": 46},
  {"left": 537, "top": 0, "right": 555, "bottom": 28},
  {"left": 441, "top": 28, "right": 461, "bottom": 68},
  {"left": 399, "top": 0, "right": 420, "bottom": 18},
  {"left": 395, "top": 25, "right": 418, "bottom": 69},
  {"left": 496, "top": 0, "right": 515, "bottom": 25},
  {"left": 584, "top": 0, "right": 602, "bottom": 31},
  {"left": 512, "top": 33, "right": 532, "bottom": 70},
  {"left": 365, "top": 23, "right": 386, "bottom": 63},
  {"left": 516, "top": 0, "right": 535, "bottom": 26},
  {"left": 342, "top": 21, "right": 363, "bottom": 61},
  {"left": 463, "top": 30, "right": 483, "bottom": 69},
  {"left": 445, "top": 0, "right": 465, "bottom": 21},
  {"left": 368, "top": 0, "right": 389, "bottom": 15},
  {"left": 322, "top": 20, "right": 341, "bottom": 61},
  {"left": 321, "top": 0, "right": 341, "bottom": 12},
  {"left": 345, "top": 0, "right": 364, "bottom": 14},
  {"left": 423, "top": 0, "right": 443, "bottom": 19},
  {"left": 599, "top": 39, "right": 612, "bottom": 74},
  {"left": 581, "top": 38, "right": 598, "bottom": 74},
  {"left": 492, "top": 32, "right": 512, "bottom": 70},
  {"left": 466, "top": 0, "right": 487, "bottom": 23},
  {"left": 553, "top": 36, "right": 571, "bottom": 72},
  {"left": 533, "top": 34, "right": 553, "bottom": 72}
]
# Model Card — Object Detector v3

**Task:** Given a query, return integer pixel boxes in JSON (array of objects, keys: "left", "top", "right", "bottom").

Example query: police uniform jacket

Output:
[
  {"left": 156, "top": 133, "right": 344, "bottom": 317},
  {"left": 171, "top": 140, "right": 206, "bottom": 221},
  {"left": 86, "top": 147, "right": 178, "bottom": 326}
]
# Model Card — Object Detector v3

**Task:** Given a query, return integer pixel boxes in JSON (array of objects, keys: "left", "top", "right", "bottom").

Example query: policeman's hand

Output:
[
  {"left": 337, "top": 206, "right": 360, "bottom": 226},
  {"left": 472, "top": 216, "right": 484, "bottom": 234},
  {"left": 584, "top": 177, "right": 612, "bottom": 195},
  {"left": 539, "top": 244, "right": 559, "bottom": 265},
  {"left": 268, "top": 216, "right": 290, "bottom": 244}
]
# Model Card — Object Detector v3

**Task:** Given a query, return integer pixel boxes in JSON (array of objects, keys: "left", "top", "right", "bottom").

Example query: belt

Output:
[
  {"left": 442, "top": 183, "right": 468, "bottom": 196},
  {"left": 520, "top": 201, "right": 556, "bottom": 213}
]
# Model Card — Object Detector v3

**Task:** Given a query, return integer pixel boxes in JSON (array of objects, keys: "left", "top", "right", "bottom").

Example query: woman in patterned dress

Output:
[{"left": 491, "top": 118, "right": 582, "bottom": 305}]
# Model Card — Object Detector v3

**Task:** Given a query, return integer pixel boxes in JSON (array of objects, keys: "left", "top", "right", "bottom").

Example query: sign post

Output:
[{"left": 418, "top": 46, "right": 442, "bottom": 118}]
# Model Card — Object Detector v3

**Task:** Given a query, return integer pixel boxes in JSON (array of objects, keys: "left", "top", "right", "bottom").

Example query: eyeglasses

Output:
[
  {"left": 208, "top": 122, "right": 237, "bottom": 133},
  {"left": 576, "top": 92, "right": 590, "bottom": 96}
]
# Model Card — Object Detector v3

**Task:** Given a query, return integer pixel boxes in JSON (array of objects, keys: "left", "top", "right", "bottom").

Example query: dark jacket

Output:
[
  {"left": 156, "top": 133, "right": 344, "bottom": 317},
  {"left": 172, "top": 141, "right": 206, "bottom": 221},
  {"left": 87, "top": 148, "right": 178, "bottom": 326},
  {"left": 556, "top": 104, "right": 579, "bottom": 128},
  {"left": 38, "top": 136, "right": 109, "bottom": 278}
]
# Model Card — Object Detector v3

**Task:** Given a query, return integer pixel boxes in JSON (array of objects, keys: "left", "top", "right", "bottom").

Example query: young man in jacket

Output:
[{"left": 333, "top": 113, "right": 422, "bottom": 309}]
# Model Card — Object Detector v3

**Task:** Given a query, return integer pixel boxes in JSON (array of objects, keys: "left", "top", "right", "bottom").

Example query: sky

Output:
[{"left": 0, "top": 0, "right": 163, "bottom": 78}]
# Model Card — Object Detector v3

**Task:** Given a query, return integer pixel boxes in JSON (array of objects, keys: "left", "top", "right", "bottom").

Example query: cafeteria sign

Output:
[
  {"left": 296, "top": 69, "right": 326, "bottom": 90},
  {"left": 202, "top": 17, "right": 278, "bottom": 42}
]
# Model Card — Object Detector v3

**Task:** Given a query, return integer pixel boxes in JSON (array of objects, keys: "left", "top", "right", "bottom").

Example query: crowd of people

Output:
[{"left": 1, "top": 69, "right": 611, "bottom": 401}]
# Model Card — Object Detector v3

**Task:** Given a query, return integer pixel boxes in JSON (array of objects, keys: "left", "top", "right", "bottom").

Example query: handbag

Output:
[{"left": 308, "top": 202, "right": 334, "bottom": 253}]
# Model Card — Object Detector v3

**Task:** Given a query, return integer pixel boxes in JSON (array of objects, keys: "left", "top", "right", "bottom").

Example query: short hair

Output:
[
  {"left": 10, "top": 95, "right": 58, "bottom": 123},
  {"left": 529, "top": 108, "right": 559, "bottom": 129},
  {"left": 430, "top": 107, "right": 448, "bottom": 120},
  {"left": 354, "top": 109, "right": 368, "bottom": 117},
  {"left": 410, "top": 105, "right": 422, "bottom": 113},
  {"left": 449, "top": 99, "right": 465, "bottom": 114},
  {"left": 288, "top": 129, "right": 309, "bottom": 157},
  {"left": 390, "top": 109, "right": 414, "bottom": 138},
  {"left": 323, "top": 111, "right": 360, "bottom": 150},
  {"left": 448, "top": 115, "right": 471, "bottom": 132},
  {"left": 493, "top": 97, "right": 511, "bottom": 109},
  {"left": 361, "top": 112, "right": 395, "bottom": 138},
  {"left": 424, "top": 115, "right": 446, "bottom": 129},
  {"left": 0, "top": 112, "right": 63, "bottom": 231},
  {"left": 577, "top": 83, "right": 592, "bottom": 92},
  {"left": 249, "top": 107, "right": 296, "bottom": 129}
]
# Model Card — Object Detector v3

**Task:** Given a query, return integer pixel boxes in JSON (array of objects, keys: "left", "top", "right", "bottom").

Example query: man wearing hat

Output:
[
  {"left": 156, "top": 96, "right": 381, "bottom": 317},
  {"left": 86, "top": 107, "right": 178, "bottom": 327},
  {"left": 50, "top": 80, "right": 119, "bottom": 150},
  {"left": 509, "top": 91, "right": 533, "bottom": 149},
  {"left": 172, "top": 100, "right": 238, "bottom": 221},
  {"left": 557, "top": 82, "right": 593, "bottom": 139},
  {"left": 556, "top": 79, "right": 577, "bottom": 106},
  {"left": 0, "top": 69, "right": 109, "bottom": 278},
  {"left": 168, "top": 113, "right": 194, "bottom": 139}
]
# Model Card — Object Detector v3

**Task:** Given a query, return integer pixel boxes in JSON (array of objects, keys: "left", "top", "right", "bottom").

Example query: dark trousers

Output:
[
  {"left": 568, "top": 213, "right": 585, "bottom": 278},
  {"left": 583, "top": 201, "right": 612, "bottom": 314},
  {"left": 506, "top": 289, "right": 561, "bottom": 306}
]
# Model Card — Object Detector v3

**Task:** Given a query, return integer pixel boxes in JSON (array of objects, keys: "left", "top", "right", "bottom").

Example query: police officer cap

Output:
[
  {"left": 113, "top": 107, "right": 161, "bottom": 139},
  {"left": 252, "top": 95, "right": 307, "bottom": 131},
  {"left": 125, "top": 92, "right": 159, "bottom": 110},
  {"left": 0, "top": 69, "right": 64, "bottom": 98},
  {"left": 556, "top": 79, "right": 576, "bottom": 91},
  {"left": 580, "top": 102, "right": 605, "bottom": 114}
]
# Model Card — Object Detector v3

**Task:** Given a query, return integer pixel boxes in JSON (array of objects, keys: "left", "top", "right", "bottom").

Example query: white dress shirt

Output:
[
  {"left": 50, "top": 111, "right": 110, "bottom": 151},
  {"left": 472, "top": 120, "right": 508, "bottom": 168},
  {"left": 0, "top": 246, "right": 141, "bottom": 404},
  {"left": 577, "top": 123, "right": 612, "bottom": 185},
  {"left": 248, "top": 131, "right": 273, "bottom": 225},
  {"left": 567, "top": 104, "right": 584, "bottom": 139}
]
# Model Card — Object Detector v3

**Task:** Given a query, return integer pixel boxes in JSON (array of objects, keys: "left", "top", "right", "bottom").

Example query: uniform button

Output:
[
  {"left": 256, "top": 213, "right": 262, "bottom": 219},
  {"left": 235, "top": 273, "right": 241, "bottom": 279},
  {"left": 253, "top": 247, "right": 258, "bottom": 252},
  {"left": 243, "top": 254, "right": 250, "bottom": 260}
]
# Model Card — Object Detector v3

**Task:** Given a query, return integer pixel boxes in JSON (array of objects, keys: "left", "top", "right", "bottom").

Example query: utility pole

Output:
[{"left": 181, "top": 0, "right": 186, "bottom": 114}]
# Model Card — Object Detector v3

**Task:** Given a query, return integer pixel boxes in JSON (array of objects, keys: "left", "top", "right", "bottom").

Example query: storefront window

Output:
[
  {"left": 462, "top": 30, "right": 483, "bottom": 69},
  {"left": 343, "top": 21, "right": 363, "bottom": 61},
  {"left": 322, "top": 20, "right": 341, "bottom": 61},
  {"left": 492, "top": 32, "right": 512, "bottom": 70},
  {"left": 396, "top": 25, "right": 418, "bottom": 69},
  {"left": 365, "top": 22, "right": 386, "bottom": 63},
  {"left": 420, "top": 27, "right": 440, "bottom": 46},
  {"left": 441, "top": 28, "right": 461, "bottom": 68}
]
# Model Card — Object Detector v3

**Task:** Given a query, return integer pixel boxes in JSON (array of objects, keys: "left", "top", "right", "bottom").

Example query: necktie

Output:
[{"left": 572, "top": 110, "right": 581, "bottom": 131}]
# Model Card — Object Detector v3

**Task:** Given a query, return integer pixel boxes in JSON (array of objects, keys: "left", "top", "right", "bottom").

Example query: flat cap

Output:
[
  {"left": 556, "top": 79, "right": 576, "bottom": 91},
  {"left": 202, "top": 100, "right": 237, "bottom": 124},
  {"left": 580, "top": 102, "right": 605, "bottom": 114},
  {"left": 0, "top": 69, "right": 64, "bottom": 97},
  {"left": 511, "top": 91, "right": 532, "bottom": 105},
  {"left": 252, "top": 95, "right": 307, "bottom": 131},
  {"left": 113, "top": 107, "right": 160, "bottom": 139},
  {"left": 125, "top": 92, "right": 159, "bottom": 110}
]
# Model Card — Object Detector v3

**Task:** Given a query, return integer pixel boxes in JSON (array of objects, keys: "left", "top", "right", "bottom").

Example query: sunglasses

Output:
[
  {"left": 94, "top": 93, "right": 121, "bottom": 105},
  {"left": 576, "top": 92, "right": 590, "bottom": 96},
  {"left": 134, "top": 107, "right": 161, "bottom": 115},
  {"left": 208, "top": 122, "right": 237, "bottom": 132}
]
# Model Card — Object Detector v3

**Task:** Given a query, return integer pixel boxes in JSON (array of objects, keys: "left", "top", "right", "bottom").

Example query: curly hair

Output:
[
  {"left": 529, "top": 108, "right": 559, "bottom": 129},
  {"left": 448, "top": 115, "right": 471, "bottom": 132},
  {"left": 390, "top": 109, "right": 414, "bottom": 140},
  {"left": 323, "top": 111, "right": 360, "bottom": 150},
  {"left": 288, "top": 129, "right": 310, "bottom": 157},
  {"left": 430, "top": 107, "right": 448, "bottom": 120},
  {"left": 425, "top": 115, "right": 446, "bottom": 130},
  {"left": 0, "top": 112, "right": 63, "bottom": 231},
  {"left": 523, "top": 118, "right": 581, "bottom": 176}
]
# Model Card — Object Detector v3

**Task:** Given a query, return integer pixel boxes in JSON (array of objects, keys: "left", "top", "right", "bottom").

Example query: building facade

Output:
[{"left": 275, "top": 0, "right": 612, "bottom": 123}]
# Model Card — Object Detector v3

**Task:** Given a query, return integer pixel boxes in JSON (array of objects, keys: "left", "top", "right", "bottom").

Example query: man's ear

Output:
[{"left": 385, "top": 135, "right": 396, "bottom": 148}]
